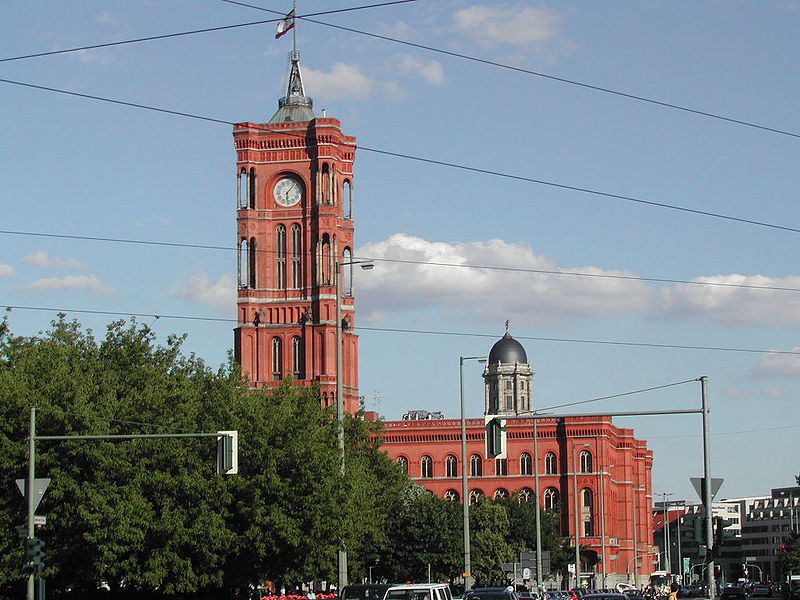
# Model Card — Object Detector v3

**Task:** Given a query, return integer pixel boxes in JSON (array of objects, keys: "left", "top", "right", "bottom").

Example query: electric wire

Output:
[
  {"left": 3, "top": 228, "right": 800, "bottom": 294},
  {"left": 5, "top": 305, "right": 799, "bottom": 356},
  {"left": 0, "top": 1, "right": 418, "bottom": 63},
  {"left": 2, "top": 77, "right": 798, "bottom": 235},
  {"left": 538, "top": 378, "right": 699, "bottom": 412},
  {"left": 4, "top": 2, "right": 796, "bottom": 141}
]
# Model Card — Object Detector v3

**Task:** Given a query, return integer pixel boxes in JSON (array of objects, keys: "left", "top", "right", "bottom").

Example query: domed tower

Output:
[{"left": 483, "top": 323, "right": 533, "bottom": 416}]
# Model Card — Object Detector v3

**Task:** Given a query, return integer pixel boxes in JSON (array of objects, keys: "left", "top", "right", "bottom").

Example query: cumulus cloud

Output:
[
  {"left": 753, "top": 348, "right": 800, "bottom": 378},
  {"left": 655, "top": 274, "right": 800, "bottom": 326},
  {"left": 20, "top": 274, "right": 114, "bottom": 294},
  {"left": 396, "top": 54, "right": 444, "bottom": 85},
  {"left": 302, "top": 63, "right": 378, "bottom": 100},
  {"left": 356, "top": 233, "right": 651, "bottom": 323},
  {"left": 175, "top": 272, "right": 235, "bottom": 312},
  {"left": 0, "top": 264, "right": 16, "bottom": 278},
  {"left": 22, "top": 250, "right": 89, "bottom": 270},
  {"left": 453, "top": 4, "right": 562, "bottom": 48}
]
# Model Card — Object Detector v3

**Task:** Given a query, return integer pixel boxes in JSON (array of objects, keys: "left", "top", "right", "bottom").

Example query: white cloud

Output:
[
  {"left": 655, "top": 274, "right": 800, "bottom": 326},
  {"left": 302, "top": 63, "right": 376, "bottom": 101},
  {"left": 397, "top": 54, "right": 444, "bottom": 85},
  {"left": 95, "top": 10, "right": 119, "bottom": 25},
  {"left": 0, "top": 264, "right": 16, "bottom": 278},
  {"left": 175, "top": 272, "right": 235, "bottom": 312},
  {"left": 73, "top": 48, "right": 118, "bottom": 66},
  {"left": 22, "top": 250, "right": 89, "bottom": 270},
  {"left": 753, "top": 348, "right": 800, "bottom": 378},
  {"left": 20, "top": 274, "right": 114, "bottom": 294},
  {"left": 453, "top": 4, "right": 562, "bottom": 48},
  {"left": 356, "top": 233, "right": 651, "bottom": 323}
]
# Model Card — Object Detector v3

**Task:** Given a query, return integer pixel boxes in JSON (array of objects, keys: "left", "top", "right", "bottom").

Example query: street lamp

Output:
[
  {"left": 658, "top": 492, "right": 674, "bottom": 572},
  {"left": 573, "top": 442, "right": 590, "bottom": 590},
  {"left": 336, "top": 257, "right": 374, "bottom": 591},
  {"left": 460, "top": 355, "right": 487, "bottom": 592},
  {"left": 599, "top": 463, "right": 615, "bottom": 588}
]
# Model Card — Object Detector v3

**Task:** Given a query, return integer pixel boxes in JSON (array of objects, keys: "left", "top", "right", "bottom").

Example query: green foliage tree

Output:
[
  {"left": 499, "top": 494, "right": 569, "bottom": 574},
  {"left": 379, "top": 484, "right": 461, "bottom": 583},
  {"left": 469, "top": 498, "right": 516, "bottom": 586},
  {"left": 780, "top": 533, "right": 800, "bottom": 579},
  {"left": 0, "top": 316, "right": 401, "bottom": 599}
]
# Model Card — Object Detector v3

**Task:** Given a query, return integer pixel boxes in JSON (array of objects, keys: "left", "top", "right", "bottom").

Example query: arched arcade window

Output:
[
  {"left": 445, "top": 454, "right": 458, "bottom": 478},
  {"left": 421, "top": 455, "right": 433, "bottom": 478},
  {"left": 470, "top": 453, "right": 483, "bottom": 477},
  {"left": 580, "top": 449, "right": 593, "bottom": 473},
  {"left": 545, "top": 451, "right": 558, "bottom": 474},
  {"left": 520, "top": 452, "right": 532, "bottom": 475},
  {"left": 544, "top": 486, "right": 560, "bottom": 510}
]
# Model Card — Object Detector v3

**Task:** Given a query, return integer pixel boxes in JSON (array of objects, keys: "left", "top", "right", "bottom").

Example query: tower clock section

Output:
[{"left": 232, "top": 52, "right": 361, "bottom": 414}]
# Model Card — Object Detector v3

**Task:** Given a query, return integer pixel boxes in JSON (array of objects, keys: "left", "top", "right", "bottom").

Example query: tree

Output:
[
  {"left": 780, "top": 533, "right": 800, "bottom": 579},
  {"left": 469, "top": 498, "right": 517, "bottom": 586},
  {"left": 0, "top": 316, "right": 401, "bottom": 598},
  {"left": 500, "top": 494, "right": 569, "bottom": 574}
]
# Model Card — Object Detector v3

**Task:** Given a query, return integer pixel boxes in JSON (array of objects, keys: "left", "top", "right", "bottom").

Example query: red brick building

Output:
[{"left": 234, "top": 53, "right": 656, "bottom": 588}]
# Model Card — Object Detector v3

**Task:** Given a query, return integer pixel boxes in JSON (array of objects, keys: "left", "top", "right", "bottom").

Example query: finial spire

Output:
[
  {"left": 269, "top": 50, "right": 315, "bottom": 123},
  {"left": 505, "top": 320, "right": 510, "bottom": 334}
]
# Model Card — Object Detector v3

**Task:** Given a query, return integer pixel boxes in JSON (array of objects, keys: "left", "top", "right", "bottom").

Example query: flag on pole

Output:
[{"left": 275, "top": 9, "right": 296, "bottom": 39}]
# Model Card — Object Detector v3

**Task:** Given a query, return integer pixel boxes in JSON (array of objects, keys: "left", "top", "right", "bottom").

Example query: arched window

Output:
[
  {"left": 470, "top": 453, "right": 483, "bottom": 477},
  {"left": 444, "top": 489, "right": 459, "bottom": 502},
  {"left": 518, "top": 488, "right": 534, "bottom": 503},
  {"left": 396, "top": 456, "right": 408, "bottom": 474},
  {"left": 520, "top": 452, "right": 532, "bottom": 476},
  {"left": 249, "top": 237, "right": 257, "bottom": 288},
  {"left": 291, "top": 224, "right": 302, "bottom": 288},
  {"left": 468, "top": 489, "right": 484, "bottom": 505},
  {"left": 495, "top": 458, "right": 507, "bottom": 476},
  {"left": 544, "top": 487, "right": 560, "bottom": 510},
  {"left": 545, "top": 451, "right": 558, "bottom": 474},
  {"left": 582, "top": 488, "right": 595, "bottom": 536},
  {"left": 494, "top": 488, "right": 509, "bottom": 500},
  {"left": 445, "top": 454, "right": 458, "bottom": 478},
  {"left": 321, "top": 163, "right": 332, "bottom": 204},
  {"left": 276, "top": 225, "right": 287, "bottom": 289},
  {"left": 271, "top": 337, "right": 283, "bottom": 381},
  {"left": 343, "top": 180, "right": 353, "bottom": 219},
  {"left": 238, "top": 239, "right": 250, "bottom": 288},
  {"left": 248, "top": 167, "right": 256, "bottom": 208},
  {"left": 319, "top": 234, "right": 332, "bottom": 285},
  {"left": 238, "top": 168, "right": 248, "bottom": 209},
  {"left": 292, "top": 336, "right": 304, "bottom": 379},
  {"left": 342, "top": 247, "right": 353, "bottom": 297},
  {"left": 580, "top": 449, "right": 593, "bottom": 473},
  {"left": 421, "top": 455, "right": 433, "bottom": 478}
]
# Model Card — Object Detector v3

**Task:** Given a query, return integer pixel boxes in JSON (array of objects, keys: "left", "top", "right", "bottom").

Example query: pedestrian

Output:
[{"left": 667, "top": 583, "right": 679, "bottom": 600}]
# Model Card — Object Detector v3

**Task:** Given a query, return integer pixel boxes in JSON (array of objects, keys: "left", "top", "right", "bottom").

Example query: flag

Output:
[{"left": 275, "top": 9, "right": 295, "bottom": 39}]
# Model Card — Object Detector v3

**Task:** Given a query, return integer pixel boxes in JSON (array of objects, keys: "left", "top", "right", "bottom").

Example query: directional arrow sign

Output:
[
  {"left": 15, "top": 478, "right": 51, "bottom": 513},
  {"left": 690, "top": 477, "right": 723, "bottom": 503}
]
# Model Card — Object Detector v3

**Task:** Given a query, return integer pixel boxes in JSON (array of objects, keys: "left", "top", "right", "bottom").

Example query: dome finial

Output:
[{"left": 505, "top": 319, "right": 510, "bottom": 335}]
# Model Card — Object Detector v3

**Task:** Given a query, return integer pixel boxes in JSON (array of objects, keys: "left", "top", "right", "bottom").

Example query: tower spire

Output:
[{"left": 269, "top": 50, "right": 315, "bottom": 123}]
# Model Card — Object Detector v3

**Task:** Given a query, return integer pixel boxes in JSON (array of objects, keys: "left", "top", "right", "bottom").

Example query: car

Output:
[
  {"left": 581, "top": 594, "right": 629, "bottom": 600},
  {"left": 719, "top": 587, "right": 748, "bottom": 600},
  {"left": 750, "top": 585, "right": 771, "bottom": 598},
  {"left": 342, "top": 585, "right": 397, "bottom": 600},
  {"left": 385, "top": 584, "right": 454, "bottom": 600},
  {"left": 464, "top": 587, "right": 518, "bottom": 600}
]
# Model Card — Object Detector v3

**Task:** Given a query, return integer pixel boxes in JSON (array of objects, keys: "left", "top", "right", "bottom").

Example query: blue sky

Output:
[{"left": 2, "top": 1, "right": 799, "bottom": 502}]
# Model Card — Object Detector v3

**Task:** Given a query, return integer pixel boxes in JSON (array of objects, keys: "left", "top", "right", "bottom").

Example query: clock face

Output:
[{"left": 273, "top": 177, "right": 303, "bottom": 207}]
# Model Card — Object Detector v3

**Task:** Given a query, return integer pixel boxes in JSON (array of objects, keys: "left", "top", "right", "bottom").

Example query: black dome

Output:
[{"left": 488, "top": 333, "right": 528, "bottom": 365}]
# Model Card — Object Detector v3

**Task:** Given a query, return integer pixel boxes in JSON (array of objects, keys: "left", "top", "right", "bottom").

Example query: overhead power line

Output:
[
  {"left": 2, "top": 77, "right": 798, "bottom": 235},
  {"left": 0, "top": 1, "right": 418, "bottom": 63},
  {"left": 3, "top": 228, "right": 800, "bottom": 294},
  {"left": 5, "top": 2, "right": 795, "bottom": 140},
  {"left": 5, "top": 305, "right": 800, "bottom": 357},
  {"left": 539, "top": 378, "right": 699, "bottom": 411}
]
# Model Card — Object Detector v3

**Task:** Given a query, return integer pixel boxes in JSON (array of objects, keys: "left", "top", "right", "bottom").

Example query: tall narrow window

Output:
[
  {"left": 238, "top": 239, "right": 249, "bottom": 287},
  {"left": 343, "top": 180, "right": 353, "bottom": 218},
  {"left": 446, "top": 454, "right": 458, "bottom": 478},
  {"left": 421, "top": 455, "right": 433, "bottom": 478},
  {"left": 238, "top": 168, "right": 248, "bottom": 209},
  {"left": 321, "top": 163, "right": 331, "bottom": 204},
  {"left": 544, "top": 487, "right": 560, "bottom": 510},
  {"left": 545, "top": 451, "right": 558, "bottom": 474},
  {"left": 319, "top": 235, "right": 332, "bottom": 285},
  {"left": 276, "top": 225, "right": 287, "bottom": 289},
  {"left": 470, "top": 454, "right": 483, "bottom": 477},
  {"left": 520, "top": 452, "right": 532, "bottom": 476},
  {"left": 292, "top": 336, "right": 304, "bottom": 379},
  {"left": 249, "top": 237, "right": 257, "bottom": 288},
  {"left": 291, "top": 224, "right": 302, "bottom": 288},
  {"left": 495, "top": 458, "right": 507, "bottom": 476},
  {"left": 582, "top": 488, "right": 595, "bottom": 536},
  {"left": 342, "top": 248, "right": 353, "bottom": 297},
  {"left": 580, "top": 450, "right": 593, "bottom": 473},
  {"left": 272, "top": 337, "right": 283, "bottom": 381},
  {"left": 248, "top": 167, "right": 256, "bottom": 208},
  {"left": 397, "top": 456, "right": 408, "bottom": 474}
]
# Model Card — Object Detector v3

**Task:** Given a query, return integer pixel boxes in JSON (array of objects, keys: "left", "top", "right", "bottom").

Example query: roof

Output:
[{"left": 488, "top": 332, "right": 528, "bottom": 365}]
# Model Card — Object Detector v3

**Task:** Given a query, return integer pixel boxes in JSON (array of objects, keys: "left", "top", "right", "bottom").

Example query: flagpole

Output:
[{"left": 292, "top": 0, "right": 297, "bottom": 53}]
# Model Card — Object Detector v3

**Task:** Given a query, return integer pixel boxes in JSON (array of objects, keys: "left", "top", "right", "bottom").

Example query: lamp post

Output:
[
  {"left": 573, "top": 442, "right": 590, "bottom": 590},
  {"left": 659, "top": 492, "right": 674, "bottom": 573},
  {"left": 631, "top": 485, "right": 645, "bottom": 589},
  {"left": 336, "top": 257, "right": 373, "bottom": 591},
  {"left": 460, "top": 355, "right": 487, "bottom": 592},
  {"left": 599, "top": 463, "right": 615, "bottom": 588}
]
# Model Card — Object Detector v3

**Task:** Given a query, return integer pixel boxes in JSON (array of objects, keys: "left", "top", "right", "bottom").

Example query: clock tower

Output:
[{"left": 233, "top": 51, "right": 361, "bottom": 414}]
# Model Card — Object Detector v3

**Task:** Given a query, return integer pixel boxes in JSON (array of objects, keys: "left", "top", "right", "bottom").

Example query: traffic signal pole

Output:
[
  {"left": 27, "top": 407, "right": 36, "bottom": 600},
  {"left": 701, "top": 377, "right": 716, "bottom": 600}
]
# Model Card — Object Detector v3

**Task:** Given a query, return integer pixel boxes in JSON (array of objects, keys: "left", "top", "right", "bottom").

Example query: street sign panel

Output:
[
  {"left": 15, "top": 478, "right": 51, "bottom": 513},
  {"left": 690, "top": 477, "right": 723, "bottom": 502}
]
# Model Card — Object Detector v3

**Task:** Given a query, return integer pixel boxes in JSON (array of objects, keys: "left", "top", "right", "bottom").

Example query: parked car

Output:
[
  {"left": 464, "top": 587, "right": 518, "bottom": 600},
  {"left": 750, "top": 585, "right": 771, "bottom": 598},
  {"left": 385, "top": 584, "right": 454, "bottom": 600},
  {"left": 582, "top": 594, "right": 629, "bottom": 600},
  {"left": 342, "top": 585, "right": 396, "bottom": 600}
]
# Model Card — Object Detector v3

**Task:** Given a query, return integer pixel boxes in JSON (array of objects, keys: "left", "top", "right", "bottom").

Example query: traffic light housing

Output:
[
  {"left": 486, "top": 418, "right": 504, "bottom": 458},
  {"left": 24, "top": 537, "right": 45, "bottom": 574},
  {"left": 692, "top": 517, "right": 706, "bottom": 542},
  {"left": 714, "top": 517, "right": 736, "bottom": 545},
  {"left": 216, "top": 430, "right": 238, "bottom": 475}
]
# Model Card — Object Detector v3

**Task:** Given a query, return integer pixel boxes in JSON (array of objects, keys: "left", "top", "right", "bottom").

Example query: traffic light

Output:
[
  {"left": 24, "top": 537, "right": 45, "bottom": 574},
  {"left": 693, "top": 517, "right": 706, "bottom": 542},
  {"left": 216, "top": 430, "right": 238, "bottom": 475},
  {"left": 714, "top": 517, "right": 736, "bottom": 545},
  {"left": 485, "top": 418, "right": 504, "bottom": 458}
]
